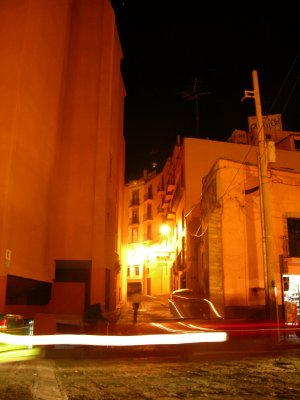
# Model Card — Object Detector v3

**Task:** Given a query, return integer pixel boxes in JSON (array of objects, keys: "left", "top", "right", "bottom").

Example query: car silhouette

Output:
[
  {"left": 168, "top": 289, "right": 223, "bottom": 320},
  {"left": 0, "top": 313, "right": 33, "bottom": 335}
]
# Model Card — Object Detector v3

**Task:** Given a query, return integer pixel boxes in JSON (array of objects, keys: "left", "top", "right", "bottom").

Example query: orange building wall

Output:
[
  {"left": 183, "top": 137, "right": 300, "bottom": 293},
  {"left": 214, "top": 159, "right": 300, "bottom": 315},
  {"left": 0, "top": 0, "right": 71, "bottom": 286},
  {"left": 0, "top": 0, "right": 125, "bottom": 314},
  {"left": 217, "top": 161, "right": 263, "bottom": 308},
  {"left": 47, "top": 0, "right": 125, "bottom": 309}
]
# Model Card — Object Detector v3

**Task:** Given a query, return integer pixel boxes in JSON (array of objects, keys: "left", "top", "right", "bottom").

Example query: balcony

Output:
[
  {"left": 167, "top": 211, "right": 175, "bottom": 220},
  {"left": 157, "top": 184, "right": 165, "bottom": 195},
  {"left": 143, "top": 193, "right": 153, "bottom": 203},
  {"left": 162, "top": 200, "right": 170, "bottom": 209},
  {"left": 157, "top": 205, "right": 166, "bottom": 216},
  {"left": 165, "top": 188, "right": 174, "bottom": 201},
  {"left": 143, "top": 234, "right": 153, "bottom": 242},
  {"left": 143, "top": 213, "right": 153, "bottom": 222},
  {"left": 167, "top": 176, "right": 176, "bottom": 191},
  {"left": 170, "top": 184, "right": 183, "bottom": 210},
  {"left": 129, "top": 217, "right": 139, "bottom": 226},
  {"left": 129, "top": 199, "right": 140, "bottom": 207}
]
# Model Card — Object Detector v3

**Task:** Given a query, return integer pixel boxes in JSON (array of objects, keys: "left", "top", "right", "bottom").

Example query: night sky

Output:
[{"left": 111, "top": 1, "right": 300, "bottom": 181}]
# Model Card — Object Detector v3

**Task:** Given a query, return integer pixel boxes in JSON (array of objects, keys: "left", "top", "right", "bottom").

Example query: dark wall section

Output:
[{"left": 6, "top": 275, "right": 51, "bottom": 305}]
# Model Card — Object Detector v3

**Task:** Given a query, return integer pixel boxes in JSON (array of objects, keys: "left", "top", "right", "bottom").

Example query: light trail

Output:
[
  {"left": 150, "top": 322, "right": 190, "bottom": 333},
  {"left": 178, "top": 322, "right": 216, "bottom": 331},
  {"left": 0, "top": 331, "right": 227, "bottom": 347},
  {"left": 0, "top": 345, "right": 41, "bottom": 364}
]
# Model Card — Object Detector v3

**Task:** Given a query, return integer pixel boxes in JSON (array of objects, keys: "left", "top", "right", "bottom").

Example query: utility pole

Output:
[{"left": 242, "top": 70, "right": 279, "bottom": 329}]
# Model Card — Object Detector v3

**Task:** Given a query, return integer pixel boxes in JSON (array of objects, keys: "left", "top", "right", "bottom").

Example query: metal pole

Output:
[
  {"left": 257, "top": 152, "right": 270, "bottom": 318},
  {"left": 252, "top": 70, "right": 279, "bottom": 329}
]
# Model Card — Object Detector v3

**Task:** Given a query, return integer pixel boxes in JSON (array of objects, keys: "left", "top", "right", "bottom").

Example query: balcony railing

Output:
[
  {"left": 143, "top": 193, "right": 153, "bottom": 202},
  {"left": 167, "top": 176, "right": 176, "bottom": 190},
  {"left": 157, "top": 184, "right": 165, "bottom": 195},
  {"left": 143, "top": 213, "right": 153, "bottom": 221},
  {"left": 143, "top": 234, "right": 153, "bottom": 242},
  {"left": 157, "top": 205, "right": 166, "bottom": 215},
  {"left": 129, "top": 217, "right": 139, "bottom": 225},
  {"left": 129, "top": 199, "right": 140, "bottom": 207}
]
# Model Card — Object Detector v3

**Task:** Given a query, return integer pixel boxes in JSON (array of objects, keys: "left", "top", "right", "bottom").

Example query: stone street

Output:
[{"left": 0, "top": 345, "right": 300, "bottom": 399}]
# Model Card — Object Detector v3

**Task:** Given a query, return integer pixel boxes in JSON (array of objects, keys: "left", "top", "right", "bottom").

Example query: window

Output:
[
  {"left": 134, "top": 266, "right": 140, "bottom": 276},
  {"left": 132, "top": 208, "right": 139, "bottom": 224},
  {"left": 287, "top": 218, "right": 300, "bottom": 257},
  {"left": 294, "top": 140, "right": 300, "bottom": 151},
  {"left": 131, "top": 227, "right": 138, "bottom": 243},
  {"left": 132, "top": 190, "right": 139, "bottom": 206},
  {"left": 147, "top": 203, "right": 152, "bottom": 219},
  {"left": 147, "top": 223, "right": 152, "bottom": 240}
]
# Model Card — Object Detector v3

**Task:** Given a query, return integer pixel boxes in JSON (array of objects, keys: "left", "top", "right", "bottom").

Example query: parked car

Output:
[
  {"left": 168, "top": 289, "right": 223, "bottom": 320},
  {"left": 168, "top": 289, "right": 300, "bottom": 339},
  {"left": 0, "top": 313, "right": 39, "bottom": 364},
  {"left": 0, "top": 313, "right": 33, "bottom": 335}
]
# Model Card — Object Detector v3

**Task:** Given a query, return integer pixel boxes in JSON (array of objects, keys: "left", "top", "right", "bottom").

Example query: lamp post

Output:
[{"left": 242, "top": 70, "right": 279, "bottom": 330}]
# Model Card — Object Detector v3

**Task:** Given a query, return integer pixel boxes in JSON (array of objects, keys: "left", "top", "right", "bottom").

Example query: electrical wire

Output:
[{"left": 269, "top": 49, "right": 300, "bottom": 114}]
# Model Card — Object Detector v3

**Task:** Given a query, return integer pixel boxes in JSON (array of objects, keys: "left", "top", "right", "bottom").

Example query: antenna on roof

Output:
[{"left": 182, "top": 77, "right": 210, "bottom": 138}]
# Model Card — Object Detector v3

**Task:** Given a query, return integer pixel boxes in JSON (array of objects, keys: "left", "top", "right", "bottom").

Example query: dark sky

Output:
[{"left": 111, "top": 1, "right": 300, "bottom": 181}]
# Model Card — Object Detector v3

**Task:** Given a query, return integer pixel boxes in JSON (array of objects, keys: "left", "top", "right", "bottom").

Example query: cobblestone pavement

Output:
[
  {"left": 0, "top": 347, "right": 300, "bottom": 399},
  {"left": 1, "top": 296, "right": 300, "bottom": 399}
]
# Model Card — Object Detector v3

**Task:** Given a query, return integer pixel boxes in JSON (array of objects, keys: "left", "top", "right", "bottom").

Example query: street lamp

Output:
[{"left": 160, "top": 224, "right": 171, "bottom": 237}]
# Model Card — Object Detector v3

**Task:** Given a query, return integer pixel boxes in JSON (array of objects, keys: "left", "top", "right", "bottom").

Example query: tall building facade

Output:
[
  {"left": 123, "top": 145, "right": 183, "bottom": 301},
  {"left": 0, "top": 0, "right": 125, "bottom": 324},
  {"left": 123, "top": 123, "right": 300, "bottom": 324}
]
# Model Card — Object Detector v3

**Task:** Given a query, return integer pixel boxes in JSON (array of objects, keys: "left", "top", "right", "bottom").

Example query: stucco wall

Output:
[
  {"left": 0, "top": 0, "right": 125, "bottom": 313},
  {"left": 213, "top": 159, "right": 300, "bottom": 316},
  {"left": 0, "top": 0, "right": 71, "bottom": 283}
]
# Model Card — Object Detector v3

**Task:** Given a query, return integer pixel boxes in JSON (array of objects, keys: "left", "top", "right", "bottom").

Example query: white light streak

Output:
[
  {"left": 0, "top": 331, "right": 227, "bottom": 347},
  {"left": 150, "top": 322, "right": 218, "bottom": 334},
  {"left": 203, "top": 299, "right": 223, "bottom": 318},
  {"left": 178, "top": 322, "right": 216, "bottom": 331}
]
